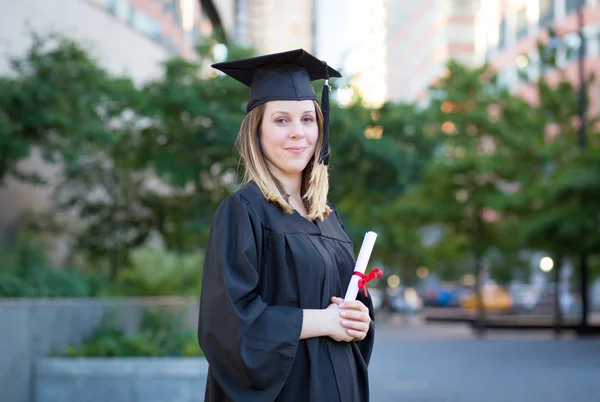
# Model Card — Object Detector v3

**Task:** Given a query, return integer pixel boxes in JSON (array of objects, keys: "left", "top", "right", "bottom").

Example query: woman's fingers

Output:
[
  {"left": 339, "top": 309, "right": 370, "bottom": 322},
  {"left": 346, "top": 329, "right": 366, "bottom": 340},
  {"left": 340, "top": 319, "right": 370, "bottom": 333},
  {"left": 338, "top": 300, "right": 368, "bottom": 312},
  {"left": 330, "top": 297, "right": 371, "bottom": 341}
]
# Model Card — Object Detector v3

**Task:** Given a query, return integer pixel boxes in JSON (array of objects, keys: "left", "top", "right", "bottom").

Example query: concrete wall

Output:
[
  {"left": 0, "top": 0, "right": 171, "bottom": 255},
  {"left": 35, "top": 358, "right": 208, "bottom": 402},
  {"left": 0, "top": 297, "right": 199, "bottom": 402}
]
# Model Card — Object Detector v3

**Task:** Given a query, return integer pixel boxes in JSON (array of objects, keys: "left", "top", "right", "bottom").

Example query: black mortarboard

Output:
[{"left": 212, "top": 49, "right": 341, "bottom": 165}]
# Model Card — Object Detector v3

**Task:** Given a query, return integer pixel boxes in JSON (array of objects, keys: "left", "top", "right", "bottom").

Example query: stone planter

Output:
[
  {"left": 35, "top": 357, "right": 209, "bottom": 402},
  {"left": 0, "top": 297, "right": 199, "bottom": 402}
]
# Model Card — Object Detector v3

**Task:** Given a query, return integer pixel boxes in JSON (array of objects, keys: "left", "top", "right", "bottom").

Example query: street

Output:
[{"left": 369, "top": 316, "right": 600, "bottom": 402}]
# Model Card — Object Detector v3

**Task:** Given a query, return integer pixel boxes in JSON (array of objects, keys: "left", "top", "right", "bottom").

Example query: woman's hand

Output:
[
  {"left": 331, "top": 296, "right": 371, "bottom": 341},
  {"left": 323, "top": 302, "right": 355, "bottom": 342}
]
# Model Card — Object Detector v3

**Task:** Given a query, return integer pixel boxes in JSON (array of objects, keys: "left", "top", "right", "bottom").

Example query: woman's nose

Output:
[{"left": 289, "top": 120, "right": 305, "bottom": 139}]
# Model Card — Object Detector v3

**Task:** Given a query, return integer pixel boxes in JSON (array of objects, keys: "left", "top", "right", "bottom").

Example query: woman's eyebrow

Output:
[{"left": 271, "top": 110, "right": 315, "bottom": 116}]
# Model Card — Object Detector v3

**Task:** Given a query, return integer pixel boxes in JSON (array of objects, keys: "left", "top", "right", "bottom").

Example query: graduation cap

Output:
[{"left": 212, "top": 49, "right": 341, "bottom": 166}]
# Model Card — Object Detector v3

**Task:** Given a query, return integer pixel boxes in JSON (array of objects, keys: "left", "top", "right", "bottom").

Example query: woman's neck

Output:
[
  {"left": 278, "top": 174, "right": 302, "bottom": 201},
  {"left": 268, "top": 165, "right": 305, "bottom": 212}
]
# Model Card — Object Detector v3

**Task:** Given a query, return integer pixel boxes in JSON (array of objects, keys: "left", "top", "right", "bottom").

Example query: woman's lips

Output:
[{"left": 284, "top": 147, "right": 306, "bottom": 154}]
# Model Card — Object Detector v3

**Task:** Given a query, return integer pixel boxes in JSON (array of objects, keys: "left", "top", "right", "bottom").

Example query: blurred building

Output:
[
  {"left": 88, "top": 0, "right": 211, "bottom": 59},
  {"left": 384, "top": 0, "right": 487, "bottom": 104},
  {"left": 0, "top": 0, "right": 218, "bottom": 257},
  {"left": 315, "top": 0, "right": 387, "bottom": 107},
  {"left": 233, "top": 0, "right": 314, "bottom": 54},
  {"left": 484, "top": 0, "right": 600, "bottom": 111}
]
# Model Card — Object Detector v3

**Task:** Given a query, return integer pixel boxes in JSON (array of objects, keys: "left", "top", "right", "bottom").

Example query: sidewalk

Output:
[{"left": 422, "top": 307, "right": 600, "bottom": 334}]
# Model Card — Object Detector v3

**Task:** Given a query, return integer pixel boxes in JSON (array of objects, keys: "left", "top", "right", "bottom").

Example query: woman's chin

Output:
[{"left": 280, "top": 162, "right": 309, "bottom": 175}]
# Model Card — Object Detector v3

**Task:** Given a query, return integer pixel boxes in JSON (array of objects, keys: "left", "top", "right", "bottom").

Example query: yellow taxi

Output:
[{"left": 461, "top": 284, "right": 512, "bottom": 313}]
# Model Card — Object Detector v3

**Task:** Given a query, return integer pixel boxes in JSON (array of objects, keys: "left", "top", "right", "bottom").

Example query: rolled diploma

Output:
[{"left": 344, "top": 231, "right": 378, "bottom": 301}]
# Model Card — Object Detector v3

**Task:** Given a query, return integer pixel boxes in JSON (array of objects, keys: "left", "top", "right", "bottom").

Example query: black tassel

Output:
[{"left": 319, "top": 62, "right": 331, "bottom": 166}]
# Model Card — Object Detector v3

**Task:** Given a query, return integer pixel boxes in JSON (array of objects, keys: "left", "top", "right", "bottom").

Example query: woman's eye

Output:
[
  {"left": 302, "top": 116, "right": 315, "bottom": 123},
  {"left": 275, "top": 118, "right": 288, "bottom": 124}
]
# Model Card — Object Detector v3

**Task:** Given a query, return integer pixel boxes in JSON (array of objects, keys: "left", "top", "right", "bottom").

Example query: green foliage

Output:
[
  {"left": 403, "top": 60, "right": 526, "bottom": 283},
  {"left": 115, "top": 236, "right": 203, "bottom": 296},
  {"left": 3, "top": 29, "right": 600, "bottom": 290},
  {"left": 63, "top": 308, "right": 202, "bottom": 357},
  {"left": 503, "top": 36, "right": 600, "bottom": 265},
  {"left": 0, "top": 32, "right": 122, "bottom": 186},
  {"left": 0, "top": 275, "right": 30, "bottom": 297},
  {"left": 32, "top": 34, "right": 255, "bottom": 278},
  {"left": 0, "top": 228, "right": 105, "bottom": 297},
  {"left": 328, "top": 101, "right": 440, "bottom": 271}
]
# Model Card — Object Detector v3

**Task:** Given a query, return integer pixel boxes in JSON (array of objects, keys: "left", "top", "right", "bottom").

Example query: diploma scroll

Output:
[{"left": 344, "top": 231, "right": 378, "bottom": 301}]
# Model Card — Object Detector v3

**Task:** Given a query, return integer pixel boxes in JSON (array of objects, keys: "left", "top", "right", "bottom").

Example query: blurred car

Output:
[
  {"left": 509, "top": 283, "right": 540, "bottom": 313},
  {"left": 460, "top": 284, "right": 512, "bottom": 313},
  {"left": 419, "top": 283, "right": 467, "bottom": 307},
  {"left": 387, "top": 286, "right": 423, "bottom": 313},
  {"left": 419, "top": 285, "right": 453, "bottom": 307},
  {"left": 528, "top": 285, "right": 577, "bottom": 315}
]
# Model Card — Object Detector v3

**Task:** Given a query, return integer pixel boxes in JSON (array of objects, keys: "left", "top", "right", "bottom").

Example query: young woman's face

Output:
[{"left": 260, "top": 100, "right": 319, "bottom": 178}]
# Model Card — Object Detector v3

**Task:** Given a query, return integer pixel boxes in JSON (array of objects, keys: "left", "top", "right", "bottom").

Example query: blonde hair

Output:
[{"left": 235, "top": 100, "right": 332, "bottom": 221}]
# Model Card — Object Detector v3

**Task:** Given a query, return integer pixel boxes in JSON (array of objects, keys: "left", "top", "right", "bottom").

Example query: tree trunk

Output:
[
  {"left": 0, "top": 162, "right": 7, "bottom": 186},
  {"left": 553, "top": 255, "right": 563, "bottom": 337},
  {"left": 473, "top": 253, "right": 486, "bottom": 338},
  {"left": 579, "top": 250, "right": 589, "bottom": 333}
]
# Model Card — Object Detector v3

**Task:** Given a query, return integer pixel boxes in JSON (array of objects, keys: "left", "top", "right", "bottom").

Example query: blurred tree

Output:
[
  {"left": 0, "top": 33, "right": 154, "bottom": 279},
  {"left": 135, "top": 41, "right": 254, "bottom": 249},
  {"left": 0, "top": 33, "right": 117, "bottom": 186},
  {"left": 505, "top": 39, "right": 600, "bottom": 331},
  {"left": 0, "top": 33, "right": 258, "bottom": 279},
  {"left": 327, "top": 100, "right": 439, "bottom": 276},
  {"left": 406, "top": 60, "right": 531, "bottom": 333},
  {"left": 515, "top": 40, "right": 600, "bottom": 269},
  {"left": 51, "top": 38, "right": 256, "bottom": 277}
]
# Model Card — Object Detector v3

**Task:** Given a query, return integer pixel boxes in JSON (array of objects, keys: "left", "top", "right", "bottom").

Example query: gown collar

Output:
[{"left": 238, "top": 181, "right": 350, "bottom": 241}]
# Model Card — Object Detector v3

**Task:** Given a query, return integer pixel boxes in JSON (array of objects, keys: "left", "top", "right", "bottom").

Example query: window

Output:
[
  {"left": 452, "top": 0, "right": 472, "bottom": 14},
  {"left": 539, "top": 0, "right": 554, "bottom": 27},
  {"left": 162, "top": 0, "right": 177, "bottom": 13},
  {"left": 132, "top": 11, "right": 161, "bottom": 40},
  {"left": 564, "top": 32, "right": 582, "bottom": 62},
  {"left": 565, "top": 0, "right": 582, "bottom": 15},
  {"left": 516, "top": 7, "right": 528, "bottom": 40},
  {"left": 447, "top": 24, "right": 475, "bottom": 43},
  {"left": 498, "top": 18, "right": 506, "bottom": 50}
]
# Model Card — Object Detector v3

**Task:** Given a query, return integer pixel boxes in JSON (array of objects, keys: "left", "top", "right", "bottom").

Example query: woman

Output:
[{"left": 198, "top": 49, "right": 375, "bottom": 402}]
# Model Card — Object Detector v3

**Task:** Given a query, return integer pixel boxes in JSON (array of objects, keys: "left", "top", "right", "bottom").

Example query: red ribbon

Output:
[{"left": 353, "top": 268, "right": 383, "bottom": 297}]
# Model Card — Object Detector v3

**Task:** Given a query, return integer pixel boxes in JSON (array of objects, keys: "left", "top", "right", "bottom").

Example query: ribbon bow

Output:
[{"left": 353, "top": 268, "right": 383, "bottom": 297}]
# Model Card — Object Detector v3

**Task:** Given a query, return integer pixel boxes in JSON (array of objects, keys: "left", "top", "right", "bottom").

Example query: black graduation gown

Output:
[{"left": 197, "top": 182, "right": 375, "bottom": 402}]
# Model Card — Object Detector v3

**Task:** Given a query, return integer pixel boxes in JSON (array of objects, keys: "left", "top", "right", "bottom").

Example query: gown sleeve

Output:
[{"left": 197, "top": 194, "right": 303, "bottom": 401}]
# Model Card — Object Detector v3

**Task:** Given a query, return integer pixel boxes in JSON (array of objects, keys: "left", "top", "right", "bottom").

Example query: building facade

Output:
[
  {"left": 485, "top": 0, "right": 600, "bottom": 112},
  {"left": 87, "top": 0, "right": 210, "bottom": 59},
  {"left": 234, "top": 0, "right": 314, "bottom": 54},
  {"left": 314, "top": 0, "right": 387, "bottom": 107},
  {"left": 384, "top": 0, "right": 485, "bottom": 103}
]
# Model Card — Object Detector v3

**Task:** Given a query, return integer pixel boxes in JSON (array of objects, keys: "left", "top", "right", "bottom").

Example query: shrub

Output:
[
  {"left": 115, "top": 236, "right": 203, "bottom": 296},
  {"left": 63, "top": 308, "right": 203, "bottom": 357},
  {"left": 0, "top": 275, "right": 30, "bottom": 297},
  {"left": 0, "top": 228, "right": 107, "bottom": 297}
]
